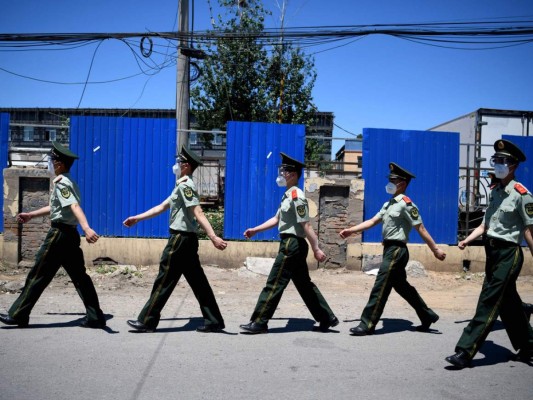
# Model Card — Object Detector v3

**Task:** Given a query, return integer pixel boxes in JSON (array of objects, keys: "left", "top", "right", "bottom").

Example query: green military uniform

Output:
[
  {"left": 136, "top": 153, "right": 224, "bottom": 331},
  {"left": 247, "top": 154, "right": 336, "bottom": 328},
  {"left": 356, "top": 163, "right": 438, "bottom": 333},
  {"left": 455, "top": 141, "right": 533, "bottom": 360},
  {"left": 7, "top": 142, "right": 105, "bottom": 327}
]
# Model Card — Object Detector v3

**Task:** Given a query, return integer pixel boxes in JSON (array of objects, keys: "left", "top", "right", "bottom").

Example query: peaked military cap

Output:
[
  {"left": 388, "top": 162, "right": 415, "bottom": 180},
  {"left": 179, "top": 146, "right": 203, "bottom": 168},
  {"left": 493, "top": 139, "right": 526, "bottom": 163},
  {"left": 280, "top": 152, "right": 305, "bottom": 171},
  {"left": 50, "top": 141, "right": 79, "bottom": 161}
]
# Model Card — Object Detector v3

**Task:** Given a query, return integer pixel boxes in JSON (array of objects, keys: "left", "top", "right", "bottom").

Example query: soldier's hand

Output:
[
  {"left": 339, "top": 229, "right": 356, "bottom": 239},
  {"left": 16, "top": 212, "right": 32, "bottom": 224},
  {"left": 84, "top": 228, "right": 99, "bottom": 244},
  {"left": 458, "top": 240, "right": 467, "bottom": 250},
  {"left": 313, "top": 248, "right": 327, "bottom": 262},
  {"left": 433, "top": 248, "right": 446, "bottom": 261},
  {"left": 123, "top": 217, "right": 138, "bottom": 227},
  {"left": 243, "top": 228, "right": 256, "bottom": 239},
  {"left": 211, "top": 236, "right": 228, "bottom": 251}
]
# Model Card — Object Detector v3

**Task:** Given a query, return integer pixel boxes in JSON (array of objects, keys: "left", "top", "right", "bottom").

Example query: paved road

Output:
[{"left": 0, "top": 270, "right": 531, "bottom": 400}]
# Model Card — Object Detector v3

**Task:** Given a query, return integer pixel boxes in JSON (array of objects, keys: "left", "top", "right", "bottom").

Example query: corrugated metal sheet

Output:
[
  {"left": 70, "top": 116, "right": 177, "bottom": 237},
  {"left": 224, "top": 121, "right": 305, "bottom": 240},
  {"left": 362, "top": 128, "right": 460, "bottom": 244},
  {"left": 0, "top": 113, "right": 9, "bottom": 232}
]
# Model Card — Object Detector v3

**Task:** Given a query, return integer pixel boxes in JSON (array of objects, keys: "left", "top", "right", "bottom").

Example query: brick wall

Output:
[
  {"left": 3, "top": 168, "right": 51, "bottom": 267},
  {"left": 305, "top": 177, "right": 364, "bottom": 269}
]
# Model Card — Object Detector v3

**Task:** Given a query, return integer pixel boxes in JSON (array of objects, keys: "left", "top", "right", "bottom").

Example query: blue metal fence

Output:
[
  {"left": 362, "top": 128, "right": 460, "bottom": 244},
  {"left": 224, "top": 121, "right": 305, "bottom": 240},
  {"left": 0, "top": 113, "right": 9, "bottom": 232},
  {"left": 69, "top": 116, "right": 177, "bottom": 237},
  {"left": 502, "top": 135, "right": 533, "bottom": 190}
]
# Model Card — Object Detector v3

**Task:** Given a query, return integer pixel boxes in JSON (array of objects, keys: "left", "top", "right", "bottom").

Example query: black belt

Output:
[
  {"left": 280, "top": 233, "right": 303, "bottom": 240},
  {"left": 486, "top": 237, "right": 518, "bottom": 248},
  {"left": 383, "top": 240, "right": 407, "bottom": 248},
  {"left": 169, "top": 229, "right": 196, "bottom": 236},
  {"left": 51, "top": 222, "right": 77, "bottom": 230}
]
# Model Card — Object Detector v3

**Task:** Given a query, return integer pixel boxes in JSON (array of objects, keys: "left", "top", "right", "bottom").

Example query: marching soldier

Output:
[
  {"left": 124, "top": 147, "right": 227, "bottom": 333},
  {"left": 340, "top": 162, "right": 446, "bottom": 336},
  {"left": 0, "top": 141, "right": 106, "bottom": 329},
  {"left": 239, "top": 153, "right": 338, "bottom": 334},
  {"left": 446, "top": 139, "right": 533, "bottom": 368}
]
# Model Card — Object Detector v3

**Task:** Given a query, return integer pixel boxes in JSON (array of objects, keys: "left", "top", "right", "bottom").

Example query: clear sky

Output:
[{"left": 1, "top": 0, "right": 532, "bottom": 157}]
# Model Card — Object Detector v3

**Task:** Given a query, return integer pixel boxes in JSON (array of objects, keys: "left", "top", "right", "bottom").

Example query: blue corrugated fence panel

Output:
[
  {"left": 0, "top": 113, "right": 9, "bottom": 232},
  {"left": 362, "top": 128, "right": 459, "bottom": 244},
  {"left": 70, "top": 116, "right": 176, "bottom": 237},
  {"left": 224, "top": 121, "right": 305, "bottom": 240}
]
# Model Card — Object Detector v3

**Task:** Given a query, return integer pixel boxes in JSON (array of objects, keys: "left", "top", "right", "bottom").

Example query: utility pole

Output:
[{"left": 176, "top": 0, "right": 189, "bottom": 153}]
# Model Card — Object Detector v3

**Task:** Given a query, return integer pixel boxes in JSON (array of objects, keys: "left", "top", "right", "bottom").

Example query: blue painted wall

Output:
[
  {"left": 224, "top": 121, "right": 305, "bottom": 240},
  {"left": 362, "top": 128, "right": 460, "bottom": 244},
  {"left": 70, "top": 116, "right": 177, "bottom": 237}
]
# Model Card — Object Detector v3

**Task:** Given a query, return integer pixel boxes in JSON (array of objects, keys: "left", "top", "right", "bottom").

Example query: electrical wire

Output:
[{"left": 77, "top": 41, "right": 103, "bottom": 108}]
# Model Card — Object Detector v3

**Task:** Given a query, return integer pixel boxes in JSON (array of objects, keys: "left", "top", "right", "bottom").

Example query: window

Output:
[
  {"left": 189, "top": 132, "right": 197, "bottom": 145},
  {"left": 23, "top": 126, "right": 34, "bottom": 142},
  {"left": 45, "top": 129, "right": 57, "bottom": 141},
  {"left": 211, "top": 129, "right": 223, "bottom": 146}
]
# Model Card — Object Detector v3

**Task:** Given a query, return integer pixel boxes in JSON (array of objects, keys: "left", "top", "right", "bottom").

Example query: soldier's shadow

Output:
[
  {"left": 473, "top": 340, "right": 515, "bottom": 367},
  {"left": 347, "top": 317, "right": 441, "bottom": 335},
  {"left": 444, "top": 340, "right": 515, "bottom": 370},
  {"left": 146, "top": 317, "right": 237, "bottom": 335},
  {"left": 268, "top": 317, "right": 328, "bottom": 333},
  {"left": 1, "top": 312, "right": 117, "bottom": 333}
]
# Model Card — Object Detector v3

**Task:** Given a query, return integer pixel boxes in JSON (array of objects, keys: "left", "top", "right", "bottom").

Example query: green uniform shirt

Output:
[
  {"left": 276, "top": 186, "right": 308, "bottom": 238},
  {"left": 375, "top": 194, "right": 422, "bottom": 242},
  {"left": 484, "top": 179, "right": 533, "bottom": 244},
  {"left": 167, "top": 175, "right": 200, "bottom": 233},
  {"left": 49, "top": 173, "right": 81, "bottom": 226}
]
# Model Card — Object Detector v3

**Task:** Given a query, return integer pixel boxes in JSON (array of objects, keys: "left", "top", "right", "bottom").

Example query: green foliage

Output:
[
  {"left": 95, "top": 265, "right": 117, "bottom": 275},
  {"left": 191, "top": 0, "right": 317, "bottom": 132},
  {"left": 198, "top": 208, "right": 224, "bottom": 239}
]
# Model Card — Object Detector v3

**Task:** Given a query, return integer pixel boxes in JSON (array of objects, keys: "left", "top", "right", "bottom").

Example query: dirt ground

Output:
[{"left": 1, "top": 262, "right": 532, "bottom": 322}]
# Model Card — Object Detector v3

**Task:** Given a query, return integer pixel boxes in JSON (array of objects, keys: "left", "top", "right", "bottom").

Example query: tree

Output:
[{"left": 190, "top": 0, "right": 320, "bottom": 157}]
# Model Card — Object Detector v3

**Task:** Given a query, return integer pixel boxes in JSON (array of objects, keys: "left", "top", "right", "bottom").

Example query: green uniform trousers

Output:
[
  {"left": 138, "top": 232, "right": 224, "bottom": 329},
  {"left": 359, "top": 243, "right": 438, "bottom": 331},
  {"left": 250, "top": 235, "right": 335, "bottom": 325},
  {"left": 456, "top": 244, "right": 533, "bottom": 358},
  {"left": 9, "top": 224, "right": 104, "bottom": 325}
]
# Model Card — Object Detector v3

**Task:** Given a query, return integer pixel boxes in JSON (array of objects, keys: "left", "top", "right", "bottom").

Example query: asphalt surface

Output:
[{"left": 0, "top": 268, "right": 531, "bottom": 400}]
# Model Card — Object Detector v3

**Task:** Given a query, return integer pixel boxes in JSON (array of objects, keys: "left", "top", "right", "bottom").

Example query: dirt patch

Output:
[{"left": 2, "top": 263, "right": 532, "bottom": 317}]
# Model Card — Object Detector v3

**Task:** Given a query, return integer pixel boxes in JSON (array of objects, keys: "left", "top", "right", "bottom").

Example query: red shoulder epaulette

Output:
[
  {"left": 291, "top": 189, "right": 298, "bottom": 200},
  {"left": 514, "top": 183, "right": 527, "bottom": 195},
  {"left": 402, "top": 196, "right": 412, "bottom": 204}
]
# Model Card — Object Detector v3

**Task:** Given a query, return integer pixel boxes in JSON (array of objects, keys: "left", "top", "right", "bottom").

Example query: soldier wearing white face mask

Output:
[
  {"left": 239, "top": 152, "right": 338, "bottom": 334},
  {"left": 124, "top": 146, "right": 227, "bottom": 333},
  {"left": 446, "top": 139, "right": 533, "bottom": 368},
  {"left": 340, "top": 162, "right": 446, "bottom": 336}
]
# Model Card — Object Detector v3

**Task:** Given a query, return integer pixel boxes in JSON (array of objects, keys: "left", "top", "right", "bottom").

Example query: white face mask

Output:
[
  {"left": 172, "top": 163, "right": 181, "bottom": 175},
  {"left": 276, "top": 176, "right": 287, "bottom": 187},
  {"left": 385, "top": 182, "right": 397, "bottom": 195},
  {"left": 493, "top": 164, "right": 509, "bottom": 179},
  {"left": 47, "top": 156, "right": 56, "bottom": 176}
]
